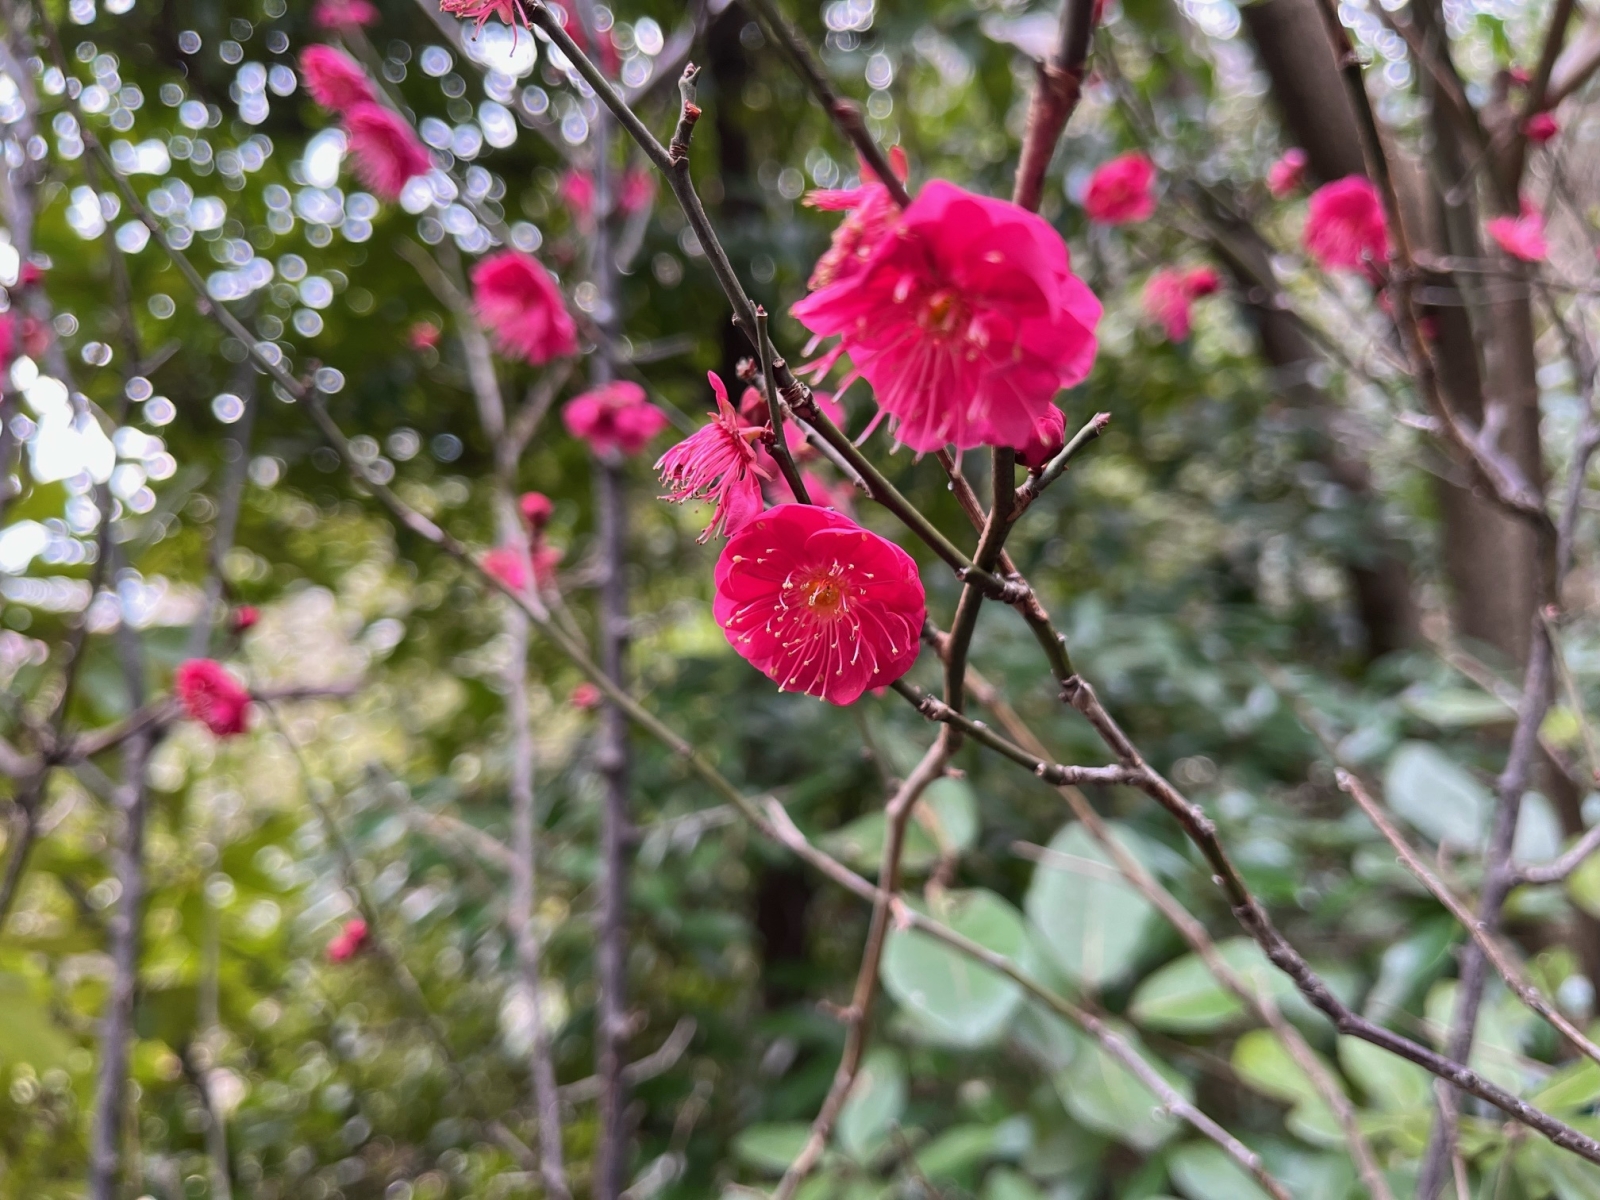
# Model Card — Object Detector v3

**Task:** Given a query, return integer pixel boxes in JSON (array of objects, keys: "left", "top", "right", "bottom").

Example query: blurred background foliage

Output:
[{"left": 5, "top": 0, "right": 1600, "bottom": 1195}]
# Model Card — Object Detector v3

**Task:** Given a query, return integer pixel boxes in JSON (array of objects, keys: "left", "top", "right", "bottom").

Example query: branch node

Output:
[{"left": 669, "top": 63, "right": 702, "bottom": 163}]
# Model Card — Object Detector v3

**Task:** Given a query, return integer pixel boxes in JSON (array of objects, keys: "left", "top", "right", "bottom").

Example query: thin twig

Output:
[
  {"left": 1337, "top": 770, "right": 1600, "bottom": 1070},
  {"left": 756, "top": 308, "right": 811, "bottom": 504},
  {"left": 559, "top": 1017, "right": 698, "bottom": 1103},
  {"left": 1010, "top": 412, "right": 1112, "bottom": 518},
  {"left": 773, "top": 740, "right": 949, "bottom": 1199},
  {"left": 969, "top": 668, "right": 1394, "bottom": 1200},
  {"left": 744, "top": 0, "right": 910, "bottom": 209}
]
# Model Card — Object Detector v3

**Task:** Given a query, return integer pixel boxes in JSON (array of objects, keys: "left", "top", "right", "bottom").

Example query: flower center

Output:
[
  {"left": 800, "top": 569, "right": 849, "bottom": 619},
  {"left": 920, "top": 288, "right": 965, "bottom": 337}
]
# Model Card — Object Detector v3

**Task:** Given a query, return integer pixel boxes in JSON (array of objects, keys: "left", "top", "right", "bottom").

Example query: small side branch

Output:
[
  {"left": 773, "top": 740, "right": 949, "bottom": 1199},
  {"left": 1011, "top": 411, "right": 1112, "bottom": 518},
  {"left": 1011, "top": 0, "right": 1099, "bottom": 213},
  {"left": 1337, "top": 770, "right": 1600, "bottom": 1070},
  {"left": 745, "top": 0, "right": 911, "bottom": 208}
]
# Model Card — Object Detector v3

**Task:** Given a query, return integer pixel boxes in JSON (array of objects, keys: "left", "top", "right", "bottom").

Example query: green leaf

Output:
[
  {"left": 983, "top": 1167, "right": 1045, "bottom": 1200},
  {"left": 1054, "top": 1022, "right": 1189, "bottom": 1152},
  {"left": 915, "top": 1122, "right": 1002, "bottom": 1182},
  {"left": 818, "top": 780, "right": 978, "bottom": 874},
  {"left": 1025, "top": 822, "right": 1159, "bottom": 989},
  {"left": 1424, "top": 981, "right": 1532, "bottom": 1093},
  {"left": 1533, "top": 1058, "right": 1600, "bottom": 1113},
  {"left": 1517, "top": 1134, "right": 1600, "bottom": 1200},
  {"left": 837, "top": 1048, "right": 905, "bottom": 1162},
  {"left": 1167, "top": 1141, "right": 1274, "bottom": 1200},
  {"left": 1570, "top": 851, "right": 1600, "bottom": 921},
  {"left": 882, "top": 888, "right": 1029, "bottom": 1048},
  {"left": 1337, "top": 1036, "right": 1431, "bottom": 1112},
  {"left": 1399, "top": 686, "right": 1512, "bottom": 728},
  {"left": 1230, "top": 1030, "right": 1343, "bottom": 1148},
  {"left": 0, "top": 974, "right": 74, "bottom": 1071},
  {"left": 1130, "top": 939, "right": 1295, "bottom": 1033},
  {"left": 1231, "top": 1029, "right": 1318, "bottom": 1106},
  {"left": 822, "top": 812, "right": 942, "bottom": 875},
  {"left": 1383, "top": 741, "right": 1490, "bottom": 846},
  {"left": 918, "top": 776, "right": 978, "bottom": 856},
  {"left": 733, "top": 1123, "right": 812, "bottom": 1175}
]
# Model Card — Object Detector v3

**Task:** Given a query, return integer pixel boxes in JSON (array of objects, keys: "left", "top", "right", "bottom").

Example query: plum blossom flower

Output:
[
  {"left": 560, "top": 167, "right": 656, "bottom": 225},
  {"left": 738, "top": 387, "right": 844, "bottom": 477},
  {"left": 231, "top": 606, "right": 260, "bottom": 633},
  {"left": 299, "top": 46, "right": 375, "bottom": 111},
  {"left": 314, "top": 0, "right": 378, "bottom": 28},
  {"left": 175, "top": 659, "right": 251, "bottom": 737},
  {"left": 1267, "top": 148, "right": 1308, "bottom": 198},
  {"left": 519, "top": 491, "right": 554, "bottom": 529},
  {"left": 570, "top": 682, "right": 602, "bottom": 709},
  {"left": 0, "top": 312, "right": 49, "bottom": 375},
  {"left": 563, "top": 381, "right": 669, "bottom": 456},
  {"left": 472, "top": 251, "right": 579, "bottom": 365},
  {"left": 345, "top": 103, "right": 432, "bottom": 201},
  {"left": 1303, "top": 176, "right": 1388, "bottom": 271},
  {"left": 793, "top": 180, "right": 1101, "bottom": 453},
  {"left": 656, "top": 372, "right": 771, "bottom": 541},
  {"left": 18, "top": 263, "right": 44, "bottom": 287},
  {"left": 619, "top": 168, "right": 656, "bottom": 214},
  {"left": 409, "top": 321, "right": 441, "bottom": 350},
  {"left": 1142, "top": 265, "right": 1221, "bottom": 342},
  {"left": 713, "top": 504, "right": 926, "bottom": 705},
  {"left": 1015, "top": 405, "right": 1065, "bottom": 469},
  {"left": 440, "top": 0, "right": 531, "bottom": 35},
  {"left": 1486, "top": 200, "right": 1548, "bottom": 262},
  {"left": 558, "top": 168, "right": 595, "bottom": 222},
  {"left": 483, "top": 543, "right": 561, "bottom": 592},
  {"left": 804, "top": 146, "right": 909, "bottom": 291},
  {"left": 1525, "top": 112, "right": 1559, "bottom": 143},
  {"left": 1083, "top": 152, "right": 1156, "bottom": 224},
  {"left": 326, "top": 918, "right": 370, "bottom": 962}
]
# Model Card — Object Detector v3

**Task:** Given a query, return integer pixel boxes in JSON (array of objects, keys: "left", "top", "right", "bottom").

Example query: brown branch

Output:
[
  {"left": 1547, "top": 17, "right": 1600, "bottom": 107},
  {"left": 1337, "top": 770, "right": 1600, "bottom": 1070},
  {"left": 559, "top": 1016, "right": 698, "bottom": 1103},
  {"left": 774, "top": 739, "right": 949, "bottom": 1199},
  {"left": 0, "top": 788, "right": 41, "bottom": 931},
  {"left": 1526, "top": 0, "right": 1579, "bottom": 118},
  {"left": 1010, "top": 411, "right": 1112, "bottom": 518},
  {"left": 403, "top": 211, "right": 573, "bottom": 1197},
  {"left": 975, "top": 669, "right": 1393, "bottom": 1200},
  {"left": 745, "top": 0, "right": 911, "bottom": 209},
  {"left": 1011, "top": 0, "right": 1098, "bottom": 212}
]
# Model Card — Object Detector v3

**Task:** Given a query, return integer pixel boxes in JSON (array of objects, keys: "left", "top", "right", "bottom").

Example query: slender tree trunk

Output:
[
  {"left": 591, "top": 111, "right": 632, "bottom": 1200},
  {"left": 88, "top": 624, "right": 152, "bottom": 1200}
]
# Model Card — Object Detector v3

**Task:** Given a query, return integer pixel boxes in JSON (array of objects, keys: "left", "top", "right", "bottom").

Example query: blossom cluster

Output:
[{"left": 298, "top": 45, "right": 430, "bottom": 201}]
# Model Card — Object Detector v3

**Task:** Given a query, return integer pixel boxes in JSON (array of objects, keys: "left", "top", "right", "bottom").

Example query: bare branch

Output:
[
  {"left": 1337, "top": 770, "right": 1600, "bottom": 1071},
  {"left": 774, "top": 740, "right": 949, "bottom": 1199},
  {"left": 560, "top": 1017, "right": 699, "bottom": 1103},
  {"left": 1526, "top": 0, "right": 1578, "bottom": 117},
  {"left": 1011, "top": 0, "right": 1099, "bottom": 212},
  {"left": 1010, "top": 411, "right": 1112, "bottom": 518},
  {"left": 1547, "top": 17, "right": 1600, "bottom": 107},
  {"left": 745, "top": 0, "right": 911, "bottom": 209}
]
